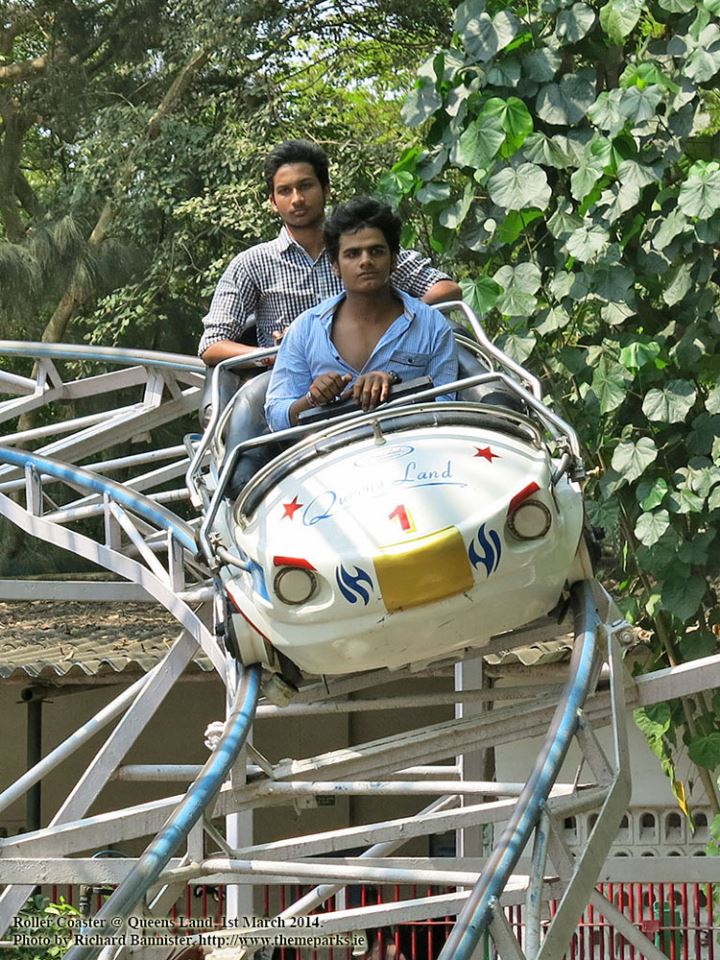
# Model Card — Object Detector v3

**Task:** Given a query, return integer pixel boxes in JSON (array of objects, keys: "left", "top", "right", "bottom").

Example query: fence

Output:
[{"left": 44, "top": 880, "right": 717, "bottom": 959}]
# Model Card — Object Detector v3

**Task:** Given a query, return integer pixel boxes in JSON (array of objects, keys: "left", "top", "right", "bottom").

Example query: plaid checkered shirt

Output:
[{"left": 198, "top": 226, "right": 451, "bottom": 354}]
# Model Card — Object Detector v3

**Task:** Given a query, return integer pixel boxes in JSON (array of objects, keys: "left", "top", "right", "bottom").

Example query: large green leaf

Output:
[
  {"left": 461, "top": 9, "right": 519, "bottom": 62},
  {"left": 599, "top": 0, "right": 644, "bottom": 43},
  {"left": 522, "top": 48, "right": 562, "bottom": 82},
  {"left": 522, "top": 132, "right": 571, "bottom": 168},
  {"left": 619, "top": 85, "right": 663, "bottom": 123},
  {"left": 556, "top": 3, "right": 596, "bottom": 44},
  {"left": 534, "top": 304, "right": 571, "bottom": 334},
  {"left": 498, "top": 329, "right": 536, "bottom": 361},
  {"left": 488, "top": 59, "right": 522, "bottom": 88},
  {"left": 611, "top": 436, "right": 658, "bottom": 482},
  {"left": 547, "top": 198, "right": 583, "bottom": 237},
  {"left": 501, "top": 97, "right": 534, "bottom": 151},
  {"left": 679, "top": 41, "right": 720, "bottom": 84},
  {"left": 587, "top": 90, "right": 627, "bottom": 135},
  {"left": 550, "top": 269, "right": 589, "bottom": 300},
  {"left": 634, "top": 703, "right": 671, "bottom": 740},
  {"left": 687, "top": 732, "right": 720, "bottom": 770},
  {"left": 487, "top": 163, "right": 551, "bottom": 210},
  {"left": 460, "top": 275, "right": 502, "bottom": 315},
  {"left": 634, "top": 509, "right": 670, "bottom": 546},
  {"left": 416, "top": 183, "right": 452, "bottom": 204},
  {"left": 458, "top": 208, "right": 493, "bottom": 251},
  {"left": 438, "top": 184, "right": 474, "bottom": 228},
  {"left": 496, "top": 209, "right": 543, "bottom": 244},
  {"left": 678, "top": 162, "right": 720, "bottom": 219},
  {"left": 642, "top": 380, "right": 697, "bottom": 423},
  {"left": 617, "top": 159, "right": 659, "bottom": 190},
  {"left": 536, "top": 73, "right": 596, "bottom": 126},
  {"left": 590, "top": 358, "right": 631, "bottom": 413},
  {"left": 570, "top": 153, "right": 605, "bottom": 200},
  {"left": 494, "top": 261, "right": 542, "bottom": 293},
  {"left": 638, "top": 476, "right": 669, "bottom": 510},
  {"left": 402, "top": 78, "right": 442, "bottom": 126},
  {"left": 480, "top": 97, "right": 534, "bottom": 155},
  {"left": 590, "top": 261, "right": 634, "bottom": 300},
  {"left": 658, "top": 0, "right": 698, "bottom": 12},
  {"left": 599, "top": 182, "right": 640, "bottom": 221},
  {"left": 602, "top": 301, "right": 635, "bottom": 326},
  {"left": 454, "top": 0, "right": 487, "bottom": 35},
  {"left": 619, "top": 340, "right": 660, "bottom": 371},
  {"left": 652, "top": 209, "right": 689, "bottom": 251},
  {"left": 565, "top": 223, "right": 610, "bottom": 261},
  {"left": 456, "top": 114, "right": 506, "bottom": 171},
  {"left": 494, "top": 261, "right": 542, "bottom": 316},
  {"left": 662, "top": 262, "right": 693, "bottom": 307}
]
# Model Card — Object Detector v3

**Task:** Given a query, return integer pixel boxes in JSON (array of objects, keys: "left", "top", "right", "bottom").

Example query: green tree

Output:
[
  {"left": 392, "top": 0, "right": 720, "bottom": 811},
  {"left": 0, "top": 0, "right": 452, "bottom": 353}
]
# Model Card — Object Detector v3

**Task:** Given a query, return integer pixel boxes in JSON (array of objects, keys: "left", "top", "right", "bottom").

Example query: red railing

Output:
[{"left": 47, "top": 881, "right": 718, "bottom": 959}]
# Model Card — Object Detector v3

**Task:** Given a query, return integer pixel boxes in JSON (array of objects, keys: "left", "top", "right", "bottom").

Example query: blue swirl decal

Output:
[
  {"left": 335, "top": 564, "right": 374, "bottom": 605},
  {"left": 468, "top": 524, "right": 502, "bottom": 576}
]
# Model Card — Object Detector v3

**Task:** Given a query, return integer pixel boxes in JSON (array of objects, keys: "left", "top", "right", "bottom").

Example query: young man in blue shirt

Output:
[
  {"left": 265, "top": 198, "right": 459, "bottom": 431},
  {"left": 198, "top": 140, "right": 461, "bottom": 365}
]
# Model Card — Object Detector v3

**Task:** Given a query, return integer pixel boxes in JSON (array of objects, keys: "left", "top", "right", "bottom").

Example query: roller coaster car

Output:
[{"left": 190, "top": 303, "right": 592, "bottom": 678}]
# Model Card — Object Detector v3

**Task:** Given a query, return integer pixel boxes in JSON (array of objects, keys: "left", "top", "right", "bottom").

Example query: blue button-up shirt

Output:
[
  {"left": 198, "top": 226, "right": 451, "bottom": 353},
  {"left": 265, "top": 289, "right": 458, "bottom": 431}
]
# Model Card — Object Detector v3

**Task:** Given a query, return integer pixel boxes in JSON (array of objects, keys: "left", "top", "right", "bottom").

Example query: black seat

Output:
[{"left": 452, "top": 327, "right": 526, "bottom": 414}]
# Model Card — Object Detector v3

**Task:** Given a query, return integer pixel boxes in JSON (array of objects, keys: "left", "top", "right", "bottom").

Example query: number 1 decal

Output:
[{"left": 389, "top": 503, "right": 416, "bottom": 534}]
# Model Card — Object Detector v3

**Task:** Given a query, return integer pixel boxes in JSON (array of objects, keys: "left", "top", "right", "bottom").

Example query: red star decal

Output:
[
  {"left": 281, "top": 496, "right": 303, "bottom": 520},
  {"left": 474, "top": 446, "right": 500, "bottom": 462}
]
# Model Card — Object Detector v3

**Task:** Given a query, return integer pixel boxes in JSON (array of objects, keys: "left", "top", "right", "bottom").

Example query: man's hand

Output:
[
  {"left": 288, "top": 372, "right": 351, "bottom": 425},
  {"left": 308, "top": 372, "right": 352, "bottom": 406},
  {"left": 345, "top": 371, "right": 394, "bottom": 411}
]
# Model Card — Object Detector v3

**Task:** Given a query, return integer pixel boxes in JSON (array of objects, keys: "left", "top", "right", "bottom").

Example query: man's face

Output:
[
  {"left": 333, "top": 226, "right": 396, "bottom": 294},
  {"left": 270, "top": 163, "right": 327, "bottom": 230}
]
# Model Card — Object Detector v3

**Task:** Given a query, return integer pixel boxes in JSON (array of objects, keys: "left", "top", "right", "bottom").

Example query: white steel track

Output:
[{"left": 0, "top": 343, "right": 716, "bottom": 960}]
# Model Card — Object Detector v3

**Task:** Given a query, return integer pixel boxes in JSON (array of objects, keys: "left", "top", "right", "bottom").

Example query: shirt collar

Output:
[
  {"left": 277, "top": 224, "right": 329, "bottom": 261},
  {"left": 318, "top": 288, "right": 417, "bottom": 332}
]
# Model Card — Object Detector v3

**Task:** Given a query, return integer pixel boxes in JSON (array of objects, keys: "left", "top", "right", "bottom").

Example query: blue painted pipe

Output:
[
  {"left": 0, "top": 446, "right": 197, "bottom": 553},
  {"left": 63, "top": 663, "right": 261, "bottom": 960},
  {"left": 438, "top": 579, "right": 600, "bottom": 960}
]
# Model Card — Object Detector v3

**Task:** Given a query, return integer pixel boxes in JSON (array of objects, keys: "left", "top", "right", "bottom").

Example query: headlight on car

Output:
[
  {"left": 273, "top": 565, "right": 318, "bottom": 605},
  {"left": 507, "top": 482, "right": 552, "bottom": 541}
]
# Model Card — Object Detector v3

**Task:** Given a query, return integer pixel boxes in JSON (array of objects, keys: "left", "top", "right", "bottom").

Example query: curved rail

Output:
[
  {"left": 0, "top": 340, "right": 204, "bottom": 372},
  {"left": 0, "top": 446, "right": 197, "bottom": 554},
  {"left": 441, "top": 300, "right": 543, "bottom": 399},
  {"left": 437, "top": 579, "right": 600, "bottom": 960},
  {"left": 63, "top": 662, "right": 261, "bottom": 960}
]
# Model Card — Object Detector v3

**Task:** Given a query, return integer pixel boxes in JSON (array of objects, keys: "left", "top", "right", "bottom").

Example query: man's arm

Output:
[
  {"left": 422, "top": 279, "right": 463, "bottom": 305},
  {"left": 392, "top": 249, "right": 462, "bottom": 305},
  {"left": 199, "top": 254, "right": 260, "bottom": 365},
  {"left": 201, "top": 340, "right": 259, "bottom": 365}
]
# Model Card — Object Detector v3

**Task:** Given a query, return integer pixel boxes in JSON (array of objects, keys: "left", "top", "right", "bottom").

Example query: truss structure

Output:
[{"left": 0, "top": 343, "right": 718, "bottom": 960}]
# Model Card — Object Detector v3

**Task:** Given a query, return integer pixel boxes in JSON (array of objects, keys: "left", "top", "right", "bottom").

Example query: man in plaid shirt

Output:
[{"left": 198, "top": 140, "right": 461, "bottom": 365}]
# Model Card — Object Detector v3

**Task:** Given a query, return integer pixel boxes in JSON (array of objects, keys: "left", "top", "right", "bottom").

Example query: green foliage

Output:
[
  {"left": 1, "top": 0, "right": 453, "bottom": 352},
  {"left": 394, "top": 0, "right": 720, "bottom": 796},
  {"left": 6, "top": 896, "right": 81, "bottom": 959}
]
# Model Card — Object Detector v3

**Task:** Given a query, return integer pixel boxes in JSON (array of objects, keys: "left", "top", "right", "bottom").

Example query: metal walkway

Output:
[{"left": 0, "top": 342, "right": 717, "bottom": 960}]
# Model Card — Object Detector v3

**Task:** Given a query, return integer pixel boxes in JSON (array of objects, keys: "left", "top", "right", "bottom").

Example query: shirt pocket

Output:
[{"left": 391, "top": 350, "right": 430, "bottom": 371}]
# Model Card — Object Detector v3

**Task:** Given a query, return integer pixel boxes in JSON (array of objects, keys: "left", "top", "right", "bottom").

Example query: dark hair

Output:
[
  {"left": 323, "top": 197, "right": 402, "bottom": 263},
  {"left": 264, "top": 139, "right": 330, "bottom": 194}
]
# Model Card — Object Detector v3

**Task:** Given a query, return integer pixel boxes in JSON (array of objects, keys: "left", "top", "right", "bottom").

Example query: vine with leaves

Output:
[{"left": 381, "top": 0, "right": 720, "bottom": 817}]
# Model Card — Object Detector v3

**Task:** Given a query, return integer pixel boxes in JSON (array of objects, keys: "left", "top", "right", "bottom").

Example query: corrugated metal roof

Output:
[{"left": 0, "top": 601, "right": 214, "bottom": 681}]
